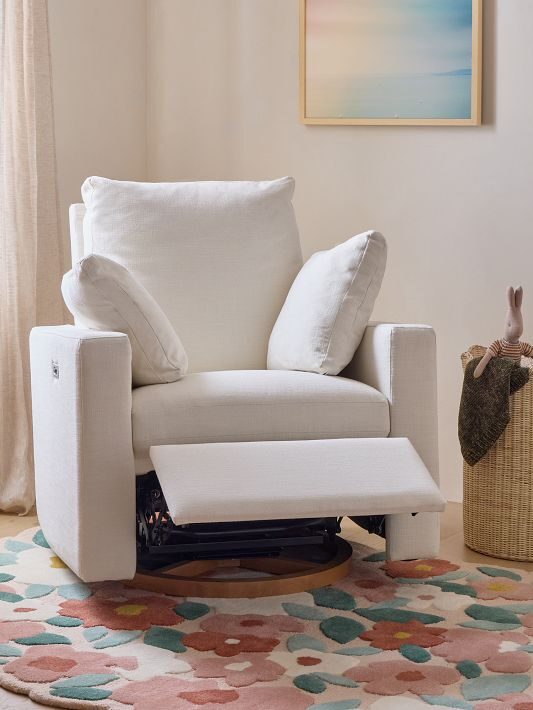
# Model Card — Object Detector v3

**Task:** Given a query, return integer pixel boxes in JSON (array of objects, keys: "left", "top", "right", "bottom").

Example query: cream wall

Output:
[
  {"left": 48, "top": 0, "right": 147, "bottom": 266},
  {"left": 48, "top": 1, "right": 533, "bottom": 501},
  {"left": 146, "top": 0, "right": 533, "bottom": 501}
]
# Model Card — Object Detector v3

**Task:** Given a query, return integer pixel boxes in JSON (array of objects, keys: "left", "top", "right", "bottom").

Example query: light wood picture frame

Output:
[{"left": 300, "top": 0, "right": 482, "bottom": 126}]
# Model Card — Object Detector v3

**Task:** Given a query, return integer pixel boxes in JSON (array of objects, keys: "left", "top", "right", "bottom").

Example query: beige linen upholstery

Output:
[
  {"left": 29, "top": 319, "right": 439, "bottom": 579},
  {"left": 29, "top": 326, "right": 136, "bottom": 581},
  {"left": 29, "top": 183, "right": 442, "bottom": 582},
  {"left": 132, "top": 370, "right": 390, "bottom": 473},
  {"left": 150, "top": 439, "right": 445, "bottom": 525},
  {"left": 345, "top": 322, "right": 440, "bottom": 560}
]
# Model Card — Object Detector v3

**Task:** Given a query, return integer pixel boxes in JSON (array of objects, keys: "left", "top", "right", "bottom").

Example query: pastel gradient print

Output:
[{"left": 306, "top": 0, "right": 474, "bottom": 120}]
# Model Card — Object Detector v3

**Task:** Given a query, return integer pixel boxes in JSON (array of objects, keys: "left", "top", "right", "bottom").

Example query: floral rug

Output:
[{"left": 1, "top": 529, "right": 533, "bottom": 709}]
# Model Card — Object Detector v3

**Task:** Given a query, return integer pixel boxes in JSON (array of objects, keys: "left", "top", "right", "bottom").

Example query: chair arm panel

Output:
[
  {"left": 343, "top": 322, "right": 440, "bottom": 560},
  {"left": 30, "top": 325, "right": 135, "bottom": 581},
  {"left": 343, "top": 322, "right": 439, "bottom": 482}
]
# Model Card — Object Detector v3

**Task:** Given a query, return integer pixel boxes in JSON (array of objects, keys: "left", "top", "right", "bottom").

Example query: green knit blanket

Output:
[{"left": 459, "top": 356, "right": 529, "bottom": 466}]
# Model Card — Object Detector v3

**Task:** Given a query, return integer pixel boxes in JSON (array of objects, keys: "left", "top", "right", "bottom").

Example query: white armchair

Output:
[{"left": 30, "top": 177, "right": 441, "bottom": 585}]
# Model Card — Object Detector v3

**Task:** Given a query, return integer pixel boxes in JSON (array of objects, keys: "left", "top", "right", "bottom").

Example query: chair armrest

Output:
[
  {"left": 29, "top": 325, "right": 136, "bottom": 581},
  {"left": 343, "top": 322, "right": 440, "bottom": 560},
  {"left": 343, "top": 322, "right": 439, "bottom": 483}
]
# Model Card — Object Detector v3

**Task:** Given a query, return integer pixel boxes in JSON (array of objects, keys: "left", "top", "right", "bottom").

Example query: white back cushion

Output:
[
  {"left": 69, "top": 204, "right": 85, "bottom": 266},
  {"left": 80, "top": 177, "right": 303, "bottom": 372}
]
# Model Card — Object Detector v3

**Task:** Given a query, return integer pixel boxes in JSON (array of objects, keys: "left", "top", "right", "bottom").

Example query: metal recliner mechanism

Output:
[{"left": 135, "top": 471, "right": 343, "bottom": 571}]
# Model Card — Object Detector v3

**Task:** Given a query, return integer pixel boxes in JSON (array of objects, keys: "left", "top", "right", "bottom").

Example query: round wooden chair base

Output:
[{"left": 126, "top": 537, "right": 352, "bottom": 598}]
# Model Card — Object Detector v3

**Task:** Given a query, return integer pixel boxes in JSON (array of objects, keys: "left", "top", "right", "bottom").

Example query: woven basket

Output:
[{"left": 461, "top": 345, "right": 533, "bottom": 561}]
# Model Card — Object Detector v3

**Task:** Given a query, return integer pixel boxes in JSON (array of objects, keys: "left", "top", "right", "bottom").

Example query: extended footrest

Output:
[
  {"left": 149, "top": 437, "right": 445, "bottom": 525},
  {"left": 129, "top": 438, "right": 444, "bottom": 597},
  {"left": 128, "top": 439, "right": 444, "bottom": 597}
]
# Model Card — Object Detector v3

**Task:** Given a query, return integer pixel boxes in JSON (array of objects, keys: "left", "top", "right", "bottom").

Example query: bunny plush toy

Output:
[{"left": 474, "top": 286, "right": 533, "bottom": 378}]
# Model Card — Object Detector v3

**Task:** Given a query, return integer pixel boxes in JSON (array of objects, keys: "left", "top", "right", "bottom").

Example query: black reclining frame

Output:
[
  {"left": 135, "top": 471, "right": 346, "bottom": 570},
  {"left": 135, "top": 471, "right": 389, "bottom": 574}
]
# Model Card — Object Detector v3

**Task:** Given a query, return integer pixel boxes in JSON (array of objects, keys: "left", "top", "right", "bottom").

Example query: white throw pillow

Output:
[
  {"left": 267, "top": 230, "right": 387, "bottom": 375},
  {"left": 62, "top": 254, "right": 188, "bottom": 387}
]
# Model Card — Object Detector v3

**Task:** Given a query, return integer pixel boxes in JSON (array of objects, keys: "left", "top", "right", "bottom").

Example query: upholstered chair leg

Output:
[{"left": 385, "top": 511, "right": 440, "bottom": 561}]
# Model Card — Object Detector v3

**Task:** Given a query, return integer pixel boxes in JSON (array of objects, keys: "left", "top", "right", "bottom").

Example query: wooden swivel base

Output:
[{"left": 126, "top": 537, "right": 352, "bottom": 598}]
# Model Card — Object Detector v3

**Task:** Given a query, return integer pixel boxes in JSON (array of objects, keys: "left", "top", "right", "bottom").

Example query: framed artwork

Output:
[{"left": 300, "top": 0, "right": 482, "bottom": 126}]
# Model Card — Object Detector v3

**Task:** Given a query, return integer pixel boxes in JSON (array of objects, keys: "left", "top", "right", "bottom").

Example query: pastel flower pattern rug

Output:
[{"left": 1, "top": 529, "right": 533, "bottom": 709}]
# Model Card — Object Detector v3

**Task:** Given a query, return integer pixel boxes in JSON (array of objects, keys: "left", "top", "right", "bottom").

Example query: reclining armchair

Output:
[{"left": 29, "top": 177, "right": 441, "bottom": 591}]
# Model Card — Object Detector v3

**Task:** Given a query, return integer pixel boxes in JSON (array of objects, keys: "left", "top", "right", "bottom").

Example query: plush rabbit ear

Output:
[
  {"left": 515, "top": 286, "right": 524, "bottom": 309},
  {"left": 507, "top": 286, "right": 516, "bottom": 308}
]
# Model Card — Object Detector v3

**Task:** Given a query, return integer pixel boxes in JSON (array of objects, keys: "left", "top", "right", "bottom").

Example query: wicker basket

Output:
[{"left": 461, "top": 345, "right": 533, "bottom": 561}]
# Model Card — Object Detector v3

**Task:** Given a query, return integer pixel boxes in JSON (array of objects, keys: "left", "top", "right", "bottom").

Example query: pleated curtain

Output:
[{"left": 0, "top": 0, "right": 65, "bottom": 512}]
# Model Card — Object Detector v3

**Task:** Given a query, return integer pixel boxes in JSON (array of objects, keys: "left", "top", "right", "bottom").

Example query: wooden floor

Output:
[{"left": 0, "top": 503, "right": 532, "bottom": 708}]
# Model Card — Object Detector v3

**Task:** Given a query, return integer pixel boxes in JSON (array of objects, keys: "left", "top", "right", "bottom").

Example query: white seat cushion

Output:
[
  {"left": 81, "top": 176, "right": 303, "bottom": 372},
  {"left": 132, "top": 370, "right": 390, "bottom": 473}
]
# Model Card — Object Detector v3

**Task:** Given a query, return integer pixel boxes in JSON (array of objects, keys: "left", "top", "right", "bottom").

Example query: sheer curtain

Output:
[{"left": 0, "top": 0, "right": 64, "bottom": 512}]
